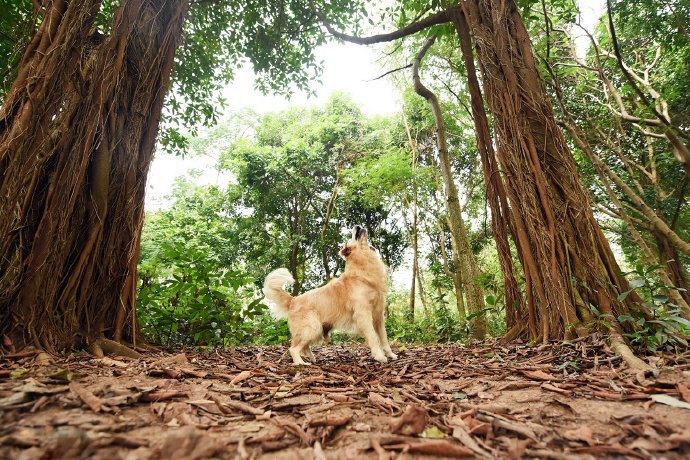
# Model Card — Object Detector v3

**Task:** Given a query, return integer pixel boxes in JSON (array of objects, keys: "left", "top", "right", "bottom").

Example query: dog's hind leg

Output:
[
  {"left": 289, "top": 338, "right": 311, "bottom": 366},
  {"left": 353, "top": 308, "right": 387, "bottom": 363},
  {"left": 374, "top": 314, "right": 397, "bottom": 360},
  {"left": 289, "top": 318, "right": 321, "bottom": 365}
]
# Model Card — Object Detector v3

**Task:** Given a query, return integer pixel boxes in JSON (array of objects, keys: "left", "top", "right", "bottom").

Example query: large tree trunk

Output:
[
  {"left": 0, "top": 0, "right": 188, "bottom": 352},
  {"left": 460, "top": 0, "right": 647, "bottom": 366},
  {"left": 412, "top": 37, "right": 487, "bottom": 339}
]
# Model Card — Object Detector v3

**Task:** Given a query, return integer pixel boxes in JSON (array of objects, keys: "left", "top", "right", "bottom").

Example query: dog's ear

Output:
[{"left": 340, "top": 245, "right": 351, "bottom": 258}]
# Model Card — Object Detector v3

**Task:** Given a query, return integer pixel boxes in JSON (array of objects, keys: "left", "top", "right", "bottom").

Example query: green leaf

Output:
[
  {"left": 628, "top": 279, "right": 646, "bottom": 289},
  {"left": 421, "top": 426, "right": 448, "bottom": 439}
]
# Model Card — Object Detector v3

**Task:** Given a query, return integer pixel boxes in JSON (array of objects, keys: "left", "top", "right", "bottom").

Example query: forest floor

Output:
[{"left": 1, "top": 340, "right": 690, "bottom": 459}]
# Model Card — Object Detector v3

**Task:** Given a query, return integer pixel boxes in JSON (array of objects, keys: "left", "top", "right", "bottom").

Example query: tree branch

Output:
[
  {"left": 366, "top": 64, "right": 412, "bottom": 82},
  {"left": 316, "top": 8, "right": 452, "bottom": 45}
]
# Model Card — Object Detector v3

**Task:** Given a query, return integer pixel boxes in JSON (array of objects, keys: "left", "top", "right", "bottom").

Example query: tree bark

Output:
[
  {"left": 0, "top": 0, "right": 188, "bottom": 352},
  {"left": 412, "top": 36, "right": 487, "bottom": 339},
  {"left": 450, "top": 8, "right": 523, "bottom": 330}
]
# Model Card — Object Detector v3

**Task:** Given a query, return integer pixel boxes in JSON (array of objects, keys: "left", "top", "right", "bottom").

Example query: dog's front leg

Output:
[
  {"left": 353, "top": 309, "right": 387, "bottom": 363},
  {"left": 375, "top": 316, "right": 397, "bottom": 360},
  {"left": 303, "top": 346, "right": 316, "bottom": 362}
]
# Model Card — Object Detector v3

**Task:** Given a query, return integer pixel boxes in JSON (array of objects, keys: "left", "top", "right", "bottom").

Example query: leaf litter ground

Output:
[{"left": 2, "top": 340, "right": 690, "bottom": 459}]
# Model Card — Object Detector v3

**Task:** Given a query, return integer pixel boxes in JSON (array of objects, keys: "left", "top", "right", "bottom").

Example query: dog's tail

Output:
[{"left": 262, "top": 268, "right": 294, "bottom": 318}]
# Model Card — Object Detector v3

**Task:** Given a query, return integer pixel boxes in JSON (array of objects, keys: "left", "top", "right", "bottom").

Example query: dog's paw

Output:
[
  {"left": 373, "top": 354, "right": 388, "bottom": 364},
  {"left": 386, "top": 352, "right": 398, "bottom": 360}
]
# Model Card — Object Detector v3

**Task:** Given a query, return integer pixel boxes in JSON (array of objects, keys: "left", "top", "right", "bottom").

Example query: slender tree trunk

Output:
[
  {"left": 402, "top": 111, "right": 428, "bottom": 317},
  {"left": 460, "top": 0, "right": 648, "bottom": 368},
  {"left": 0, "top": 0, "right": 188, "bottom": 352},
  {"left": 412, "top": 37, "right": 486, "bottom": 339},
  {"left": 437, "top": 219, "right": 466, "bottom": 319},
  {"left": 415, "top": 255, "right": 429, "bottom": 314},
  {"left": 653, "top": 230, "right": 690, "bottom": 307},
  {"left": 409, "top": 235, "right": 417, "bottom": 320}
]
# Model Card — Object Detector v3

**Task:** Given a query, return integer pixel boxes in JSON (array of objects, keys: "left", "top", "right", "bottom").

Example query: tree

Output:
[
  {"left": 222, "top": 95, "right": 406, "bottom": 293},
  {"left": 0, "top": 0, "right": 188, "bottom": 354},
  {"left": 411, "top": 36, "right": 487, "bottom": 339},
  {"left": 538, "top": 0, "right": 690, "bottom": 316}
]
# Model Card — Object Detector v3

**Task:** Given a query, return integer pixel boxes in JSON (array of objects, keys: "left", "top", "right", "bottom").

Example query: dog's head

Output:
[{"left": 339, "top": 225, "right": 379, "bottom": 259}]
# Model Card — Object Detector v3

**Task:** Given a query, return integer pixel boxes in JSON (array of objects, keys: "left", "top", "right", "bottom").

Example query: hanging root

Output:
[
  {"left": 89, "top": 337, "right": 142, "bottom": 359},
  {"left": 609, "top": 333, "right": 652, "bottom": 371}
]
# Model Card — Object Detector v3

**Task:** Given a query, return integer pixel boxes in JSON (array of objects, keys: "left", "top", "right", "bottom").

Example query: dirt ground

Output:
[{"left": 1, "top": 340, "right": 690, "bottom": 459}]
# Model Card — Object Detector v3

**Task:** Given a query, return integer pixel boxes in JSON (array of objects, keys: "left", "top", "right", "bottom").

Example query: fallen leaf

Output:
[
  {"left": 405, "top": 440, "right": 473, "bottom": 458},
  {"left": 10, "top": 368, "right": 29, "bottom": 379},
  {"left": 677, "top": 383, "right": 690, "bottom": 403},
  {"left": 231, "top": 370, "right": 253, "bottom": 385},
  {"left": 391, "top": 404, "right": 427, "bottom": 435},
  {"left": 211, "top": 394, "right": 264, "bottom": 415},
  {"left": 520, "top": 370, "right": 556, "bottom": 381},
  {"left": 421, "top": 425, "right": 448, "bottom": 439},
  {"left": 308, "top": 414, "right": 352, "bottom": 427},
  {"left": 541, "top": 383, "right": 572, "bottom": 396},
  {"left": 629, "top": 437, "right": 675, "bottom": 452},
  {"left": 70, "top": 381, "right": 105, "bottom": 412},
  {"left": 141, "top": 390, "right": 187, "bottom": 402},
  {"left": 271, "top": 393, "right": 323, "bottom": 409},
  {"left": 503, "top": 437, "right": 531, "bottom": 460},
  {"left": 96, "top": 357, "right": 129, "bottom": 368},
  {"left": 49, "top": 368, "right": 75, "bottom": 381},
  {"left": 563, "top": 425, "right": 596, "bottom": 445},
  {"left": 650, "top": 393, "right": 690, "bottom": 409}
]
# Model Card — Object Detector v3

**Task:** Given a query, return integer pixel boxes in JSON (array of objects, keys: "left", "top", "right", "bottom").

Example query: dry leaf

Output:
[
  {"left": 650, "top": 394, "right": 690, "bottom": 409},
  {"left": 563, "top": 425, "right": 596, "bottom": 445},
  {"left": 520, "top": 370, "right": 556, "bottom": 381},
  {"left": 391, "top": 404, "right": 427, "bottom": 435},
  {"left": 231, "top": 370, "right": 253, "bottom": 385},
  {"left": 676, "top": 383, "right": 690, "bottom": 403},
  {"left": 69, "top": 381, "right": 105, "bottom": 412}
]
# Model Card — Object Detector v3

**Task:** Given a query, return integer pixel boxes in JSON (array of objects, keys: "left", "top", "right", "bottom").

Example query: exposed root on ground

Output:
[
  {"left": 88, "top": 337, "right": 142, "bottom": 359},
  {"left": 609, "top": 333, "right": 653, "bottom": 371}
]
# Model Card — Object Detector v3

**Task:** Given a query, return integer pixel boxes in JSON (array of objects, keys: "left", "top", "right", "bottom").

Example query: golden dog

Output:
[{"left": 263, "top": 226, "right": 397, "bottom": 365}]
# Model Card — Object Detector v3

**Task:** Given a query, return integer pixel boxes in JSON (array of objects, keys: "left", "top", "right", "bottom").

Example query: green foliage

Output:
[
  {"left": 0, "top": 0, "right": 33, "bottom": 96},
  {"left": 616, "top": 264, "right": 690, "bottom": 352},
  {"left": 137, "top": 238, "right": 268, "bottom": 347}
]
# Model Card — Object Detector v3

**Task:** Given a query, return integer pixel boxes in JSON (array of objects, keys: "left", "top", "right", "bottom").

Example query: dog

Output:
[{"left": 263, "top": 225, "right": 397, "bottom": 365}]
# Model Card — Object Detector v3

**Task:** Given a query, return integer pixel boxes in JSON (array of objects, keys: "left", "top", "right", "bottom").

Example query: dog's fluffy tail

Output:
[{"left": 262, "top": 268, "right": 294, "bottom": 318}]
